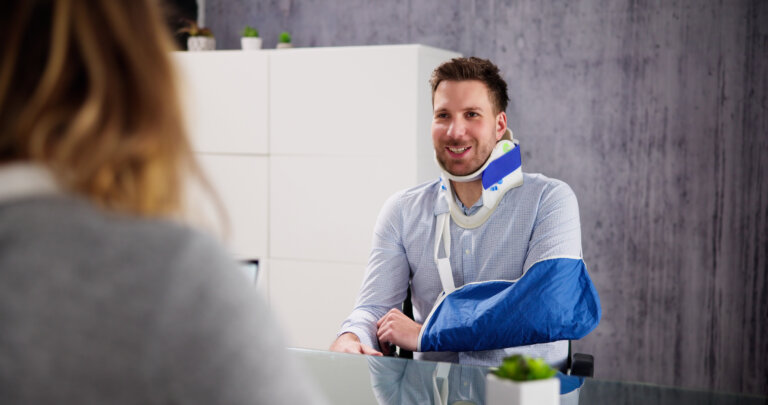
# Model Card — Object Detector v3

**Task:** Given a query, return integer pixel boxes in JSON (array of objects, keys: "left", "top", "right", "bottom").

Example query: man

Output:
[{"left": 330, "top": 57, "right": 600, "bottom": 367}]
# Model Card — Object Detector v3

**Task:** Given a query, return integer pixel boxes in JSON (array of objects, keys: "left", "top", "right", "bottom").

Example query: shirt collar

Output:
[
  {"left": 433, "top": 183, "right": 484, "bottom": 217},
  {"left": 455, "top": 193, "right": 484, "bottom": 216},
  {"left": 0, "top": 163, "right": 62, "bottom": 204}
]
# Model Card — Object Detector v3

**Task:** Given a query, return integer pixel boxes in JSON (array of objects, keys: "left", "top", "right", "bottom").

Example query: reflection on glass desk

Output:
[{"left": 288, "top": 348, "right": 768, "bottom": 405}]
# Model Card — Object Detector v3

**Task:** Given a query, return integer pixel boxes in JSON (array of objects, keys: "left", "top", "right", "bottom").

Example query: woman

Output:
[{"left": 0, "top": 1, "right": 322, "bottom": 403}]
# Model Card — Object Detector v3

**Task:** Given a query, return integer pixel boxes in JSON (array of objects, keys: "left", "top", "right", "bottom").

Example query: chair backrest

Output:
[{"left": 398, "top": 287, "right": 414, "bottom": 358}]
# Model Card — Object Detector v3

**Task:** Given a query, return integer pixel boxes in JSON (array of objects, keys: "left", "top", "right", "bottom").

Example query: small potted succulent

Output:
[
  {"left": 178, "top": 19, "right": 215, "bottom": 51},
  {"left": 241, "top": 25, "right": 262, "bottom": 50},
  {"left": 276, "top": 31, "right": 292, "bottom": 49},
  {"left": 485, "top": 355, "right": 560, "bottom": 405}
]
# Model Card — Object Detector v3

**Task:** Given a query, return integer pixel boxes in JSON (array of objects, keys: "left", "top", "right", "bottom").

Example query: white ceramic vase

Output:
[
  {"left": 276, "top": 42, "right": 293, "bottom": 49},
  {"left": 187, "top": 36, "right": 215, "bottom": 51},
  {"left": 485, "top": 374, "right": 560, "bottom": 405},
  {"left": 241, "top": 37, "right": 263, "bottom": 50}
]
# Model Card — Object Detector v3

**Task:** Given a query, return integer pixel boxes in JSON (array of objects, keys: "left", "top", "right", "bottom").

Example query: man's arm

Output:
[
  {"left": 522, "top": 180, "right": 582, "bottom": 270},
  {"left": 332, "top": 192, "right": 412, "bottom": 354},
  {"left": 333, "top": 307, "right": 422, "bottom": 356},
  {"left": 417, "top": 180, "right": 601, "bottom": 352}
]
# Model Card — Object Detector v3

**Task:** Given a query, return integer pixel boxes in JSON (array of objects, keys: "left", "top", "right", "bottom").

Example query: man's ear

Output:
[{"left": 495, "top": 111, "right": 507, "bottom": 141}]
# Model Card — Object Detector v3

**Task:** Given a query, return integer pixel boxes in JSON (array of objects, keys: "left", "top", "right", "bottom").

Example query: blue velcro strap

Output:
[
  {"left": 482, "top": 146, "right": 521, "bottom": 189},
  {"left": 419, "top": 258, "right": 601, "bottom": 352}
]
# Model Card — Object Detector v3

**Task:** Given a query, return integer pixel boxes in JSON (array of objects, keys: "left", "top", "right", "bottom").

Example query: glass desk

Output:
[{"left": 288, "top": 348, "right": 768, "bottom": 405}]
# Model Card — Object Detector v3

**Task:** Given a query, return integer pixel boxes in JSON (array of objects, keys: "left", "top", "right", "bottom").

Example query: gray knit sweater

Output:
[{"left": 0, "top": 169, "right": 323, "bottom": 404}]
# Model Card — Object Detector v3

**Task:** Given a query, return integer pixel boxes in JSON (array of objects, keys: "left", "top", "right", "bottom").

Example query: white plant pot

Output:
[
  {"left": 485, "top": 374, "right": 560, "bottom": 405},
  {"left": 276, "top": 42, "right": 293, "bottom": 49},
  {"left": 187, "top": 36, "right": 215, "bottom": 51},
  {"left": 241, "top": 37, "right": 262, "bottom": 50}
]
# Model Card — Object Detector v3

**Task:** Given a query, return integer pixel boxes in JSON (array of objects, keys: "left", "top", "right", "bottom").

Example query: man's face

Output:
[{"left": 432, "top": 80, "right": 506, "bottom": 177}]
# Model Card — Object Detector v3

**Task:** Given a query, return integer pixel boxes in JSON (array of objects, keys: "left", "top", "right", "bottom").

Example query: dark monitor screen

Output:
[{"left": 238, "top": 259, "right": 259, "bottom": 284}]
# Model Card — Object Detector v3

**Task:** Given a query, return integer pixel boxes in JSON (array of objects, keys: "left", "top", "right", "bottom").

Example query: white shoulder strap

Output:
[
  {"left": 431, "top": 362, "right": 451, "bottom": 405},
  {"left": 433, "top": 213, "right": 455, "bottom": 293}
]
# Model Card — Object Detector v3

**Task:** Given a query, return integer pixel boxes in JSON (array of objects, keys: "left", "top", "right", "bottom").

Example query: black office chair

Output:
[
  {"left": 393, "top": 287, "right": 594, "bottom": 377},
  {"left": 398, "top": 287, "right": 415, "bottom": 359},
  {"left": 565, "top": 340, "right": 594, "bottom": 377}
]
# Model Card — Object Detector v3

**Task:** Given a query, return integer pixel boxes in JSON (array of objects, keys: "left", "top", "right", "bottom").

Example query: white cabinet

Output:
[
  {"left": 174, "top": 45, "right": 461, "bottom": 350},
  {"left": 270, "top": 47, "right": 418, "bottom": 156},
  {"left": 269, "top": 259, "right": 365, "bottom": 349},
  {"left": 175, "top": 52, "right": 269, "bottom": 154},
  {"left": 269, "top": 155, "right": 415, "bottom": 264},
  {"left": 196, "top": 154, "right": 269, "bottom": 260}
]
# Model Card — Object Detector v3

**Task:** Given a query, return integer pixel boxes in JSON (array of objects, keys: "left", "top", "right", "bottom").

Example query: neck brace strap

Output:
[
  {"left": 436, "top": 129, "right": 524, "bottom": 229},
  {"left": 433, "top": 131, "right": 524, "bottom": 293}
]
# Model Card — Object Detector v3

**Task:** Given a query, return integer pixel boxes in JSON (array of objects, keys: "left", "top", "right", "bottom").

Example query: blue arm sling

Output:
[{"left": 417, "top": 213, "right": 601, "bottom": 353}]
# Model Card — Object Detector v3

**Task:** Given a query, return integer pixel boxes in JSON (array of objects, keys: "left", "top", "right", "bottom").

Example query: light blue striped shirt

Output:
[{"left": 339, "top": 172, "right": 583, "bottom": 367}]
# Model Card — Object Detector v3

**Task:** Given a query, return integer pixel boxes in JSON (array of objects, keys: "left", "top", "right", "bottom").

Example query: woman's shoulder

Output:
[{"left": 1, "top": 195, "right": 234, "bottom": 278}]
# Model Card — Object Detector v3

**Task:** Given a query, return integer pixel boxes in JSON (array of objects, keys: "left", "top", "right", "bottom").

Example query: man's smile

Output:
[{"left": 446, "top": 146, "right": 471, "bottom": 158}]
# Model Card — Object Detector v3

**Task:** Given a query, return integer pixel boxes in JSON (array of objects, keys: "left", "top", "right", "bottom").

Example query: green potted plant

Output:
[
  {"left": 241, "top": 25, "right": 262, "bottom": 50},
  {"left": 486, "top": 355, "right": 560, "bottom": 405},
  {"left": 276, "top": 31, "right": 292, "bottom": 49},
  {"left": 178, "top": 19, "right": 215, "bottom": 51}
]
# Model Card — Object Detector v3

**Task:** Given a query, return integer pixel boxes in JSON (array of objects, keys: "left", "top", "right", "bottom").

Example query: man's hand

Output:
[
  {"left": 329, "top": 332, "right": 383, "bottom": 356},
  {"left": 376, "top": 308, "right": 422, "bottom": 353}
]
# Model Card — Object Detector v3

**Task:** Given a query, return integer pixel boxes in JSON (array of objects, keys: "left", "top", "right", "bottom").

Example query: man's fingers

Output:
[
  {"left": 377, "top": 324, "right": 398, "bottom": 351},
  {"left": 376, "top": 308, "right": 404, "bottom": 328},
  {"left": 376, "top": 326, "right": 386, "bottom": 344},
  {"left": 361, "top": 344, "right": 383, "bottom": 356},
  {"left": 376, "top": 326, "right": 388, "bottom": 343},
  {"left": 329, "top": 332, "right": 360, "bottom": 353},
  {"left": 375, "top": 312, "right": 390, "bottom": 328},
  {"left": 329, "top": 333, "right": 383, "bottom": 356},
  {"left": 375, "top": 312, "right": 423, "bottom": 353}
]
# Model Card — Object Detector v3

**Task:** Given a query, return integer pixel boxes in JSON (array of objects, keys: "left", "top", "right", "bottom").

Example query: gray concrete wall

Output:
[{"left": 205, "top": 0, "right": 768, "bottom": 395}]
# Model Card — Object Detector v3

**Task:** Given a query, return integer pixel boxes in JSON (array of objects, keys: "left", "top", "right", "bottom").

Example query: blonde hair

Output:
[{"left": 0, "top": 0, "right": 203, "bottom": 217}]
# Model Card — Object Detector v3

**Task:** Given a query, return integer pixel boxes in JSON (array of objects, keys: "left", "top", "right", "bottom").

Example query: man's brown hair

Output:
[{"left": 429, "top": 57, "right": 510, "bottom": 114}]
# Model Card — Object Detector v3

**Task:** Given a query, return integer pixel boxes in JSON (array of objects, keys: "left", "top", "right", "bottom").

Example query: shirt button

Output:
[{"left": 465, "top": 249, "right": 470, "bottom": 255}]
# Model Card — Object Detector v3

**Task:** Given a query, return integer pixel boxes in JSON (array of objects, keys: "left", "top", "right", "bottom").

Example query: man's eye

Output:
[
  {"left": 435, "top": 113, "right": 449, "bottom": 119},
  {"left": 466, "top": 111, "right": 480, "bottom": 118}
]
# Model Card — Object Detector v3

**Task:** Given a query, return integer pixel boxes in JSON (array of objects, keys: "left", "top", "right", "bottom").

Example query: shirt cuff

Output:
[{"left": 338, "top": 325, "right": 379, "bottom": 351}]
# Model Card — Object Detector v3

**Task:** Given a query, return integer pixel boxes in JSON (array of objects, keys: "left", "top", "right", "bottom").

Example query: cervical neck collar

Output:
[{"left": 436, "top": 129, "right": 524, "bottom": 228}]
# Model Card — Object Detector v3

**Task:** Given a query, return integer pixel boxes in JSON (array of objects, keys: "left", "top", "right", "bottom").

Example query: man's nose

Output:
[{"left": 446, "top": 118, "right": 466, "bottom": 138}]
